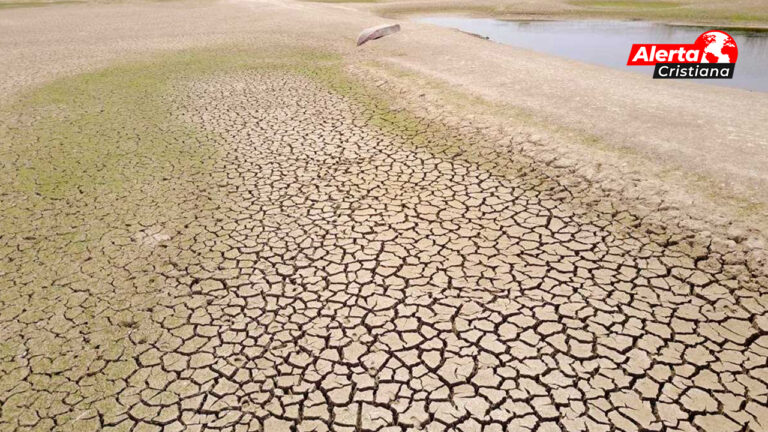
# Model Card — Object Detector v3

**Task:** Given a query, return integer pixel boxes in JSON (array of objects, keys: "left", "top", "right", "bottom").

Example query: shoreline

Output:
[
  {"left": 402, "top": 12, "right": 768, "bottom": 32},
  {"left": 355, "top": 0, "right": 768, "bottom": 29},
  {"left": 390, "top": 12, "right": 768, "bottom": 32}
]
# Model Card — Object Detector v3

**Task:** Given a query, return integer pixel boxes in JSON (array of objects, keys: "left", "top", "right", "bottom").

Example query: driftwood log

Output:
[{"left": 357, "top": 24, "right": 401, "bottom": 46}]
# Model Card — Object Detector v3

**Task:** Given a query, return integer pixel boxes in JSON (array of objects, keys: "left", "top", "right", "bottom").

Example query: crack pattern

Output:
[{"left": 1, "top": 70, "right": 767, "bottom": 432}]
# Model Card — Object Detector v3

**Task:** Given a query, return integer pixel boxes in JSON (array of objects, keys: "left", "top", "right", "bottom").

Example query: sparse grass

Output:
[
  {"left": 572, "top": 0, "right": 681, "bottom": 9},
  {"left": 0, "top": 0, "right": 207, "bottom": 10},
  {"left": 304, "top": 0, "right": 379, "bottom": 3},
  {"left": 567, "top": 0, "right": 768, "bottom": 24},
  {"left": 0, "top": 47, "right": 345, "bottom": 198},
  {"left": 0, "top": 0, "right": 82, "bottom": 8},
  {"left": 379, "top": 4, "right": 507, "bottom": 19},
  {"left": 0, "top": 46, "right": 358, "bottom": 426},
  {"left": 5, "top": 60, "right": 206, "bottom": 197},
  {"left": 573, "top": 7, "right": 768, "bottom": 25}
]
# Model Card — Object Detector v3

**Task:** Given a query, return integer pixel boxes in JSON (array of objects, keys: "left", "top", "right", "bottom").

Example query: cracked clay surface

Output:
[{"left": 1, "top": 63, "right": 768, "bottom": 432}]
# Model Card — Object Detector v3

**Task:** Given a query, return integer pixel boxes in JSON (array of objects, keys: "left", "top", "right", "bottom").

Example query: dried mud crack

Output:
[{"left": 1, "top": 53, "right": 767, "bottom": 432}]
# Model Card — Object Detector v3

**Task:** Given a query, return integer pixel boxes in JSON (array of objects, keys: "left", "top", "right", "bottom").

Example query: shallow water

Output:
[{"left": 415, "top": 18, "right": 768, "bottom": 92}]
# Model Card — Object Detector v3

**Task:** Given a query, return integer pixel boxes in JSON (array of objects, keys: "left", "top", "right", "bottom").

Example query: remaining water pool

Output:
[{"left": 415, "top": 18, "right": 768, "bottom": 92}]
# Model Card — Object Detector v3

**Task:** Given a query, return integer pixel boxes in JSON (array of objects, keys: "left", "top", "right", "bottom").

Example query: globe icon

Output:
[{"left": 696, "top": 30, "right": 739, "bottom": 63}]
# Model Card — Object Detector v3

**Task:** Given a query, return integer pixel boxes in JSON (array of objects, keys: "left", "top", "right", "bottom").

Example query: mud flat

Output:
[{"left": 0, "top": 0, "right": 767, "bottom": 431}]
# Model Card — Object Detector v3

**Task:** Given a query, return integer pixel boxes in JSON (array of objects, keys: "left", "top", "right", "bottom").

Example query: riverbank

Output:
[{"left": 354, "top": 0, "right": 768, "bottom": 29}]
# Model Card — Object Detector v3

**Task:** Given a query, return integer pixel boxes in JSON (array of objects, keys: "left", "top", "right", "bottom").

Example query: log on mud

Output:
[{"left": 357, "top": 24, "right": 401, "bottom": 46}]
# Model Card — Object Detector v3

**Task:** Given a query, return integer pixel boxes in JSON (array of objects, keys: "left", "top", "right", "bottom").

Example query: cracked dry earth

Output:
[{"left": 2, "top": 65, "right": 768, "bottom": 432}]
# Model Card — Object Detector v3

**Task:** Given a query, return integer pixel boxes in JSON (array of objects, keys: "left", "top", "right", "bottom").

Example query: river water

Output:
[{"left": 415, "top": 18, "right": 768, "bottom": 92}]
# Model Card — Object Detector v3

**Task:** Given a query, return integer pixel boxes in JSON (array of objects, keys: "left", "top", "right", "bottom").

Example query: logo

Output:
[{"left": 627, "top": 30, "right": 738, "bottom": 79}]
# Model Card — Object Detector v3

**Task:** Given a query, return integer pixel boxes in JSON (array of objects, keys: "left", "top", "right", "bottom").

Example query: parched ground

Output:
[{"left": 1, "top": 1, "right": 767, "bottom": 432}]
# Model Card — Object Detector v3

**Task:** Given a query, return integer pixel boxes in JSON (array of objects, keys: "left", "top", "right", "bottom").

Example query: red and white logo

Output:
[
  {"left": 627, "top": 30, "right": 738, "bottom": 79},
  {"left": 697, "top": 30, "right": 739, "bottom": 63}
]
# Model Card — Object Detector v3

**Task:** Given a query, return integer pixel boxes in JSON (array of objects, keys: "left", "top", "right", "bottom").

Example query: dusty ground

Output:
[
  {"left": 1, "top": 0, "right": 767, "bottom": 431},
  {"left": 5, "top": 0, "right": 768, "bottom": 27}
]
